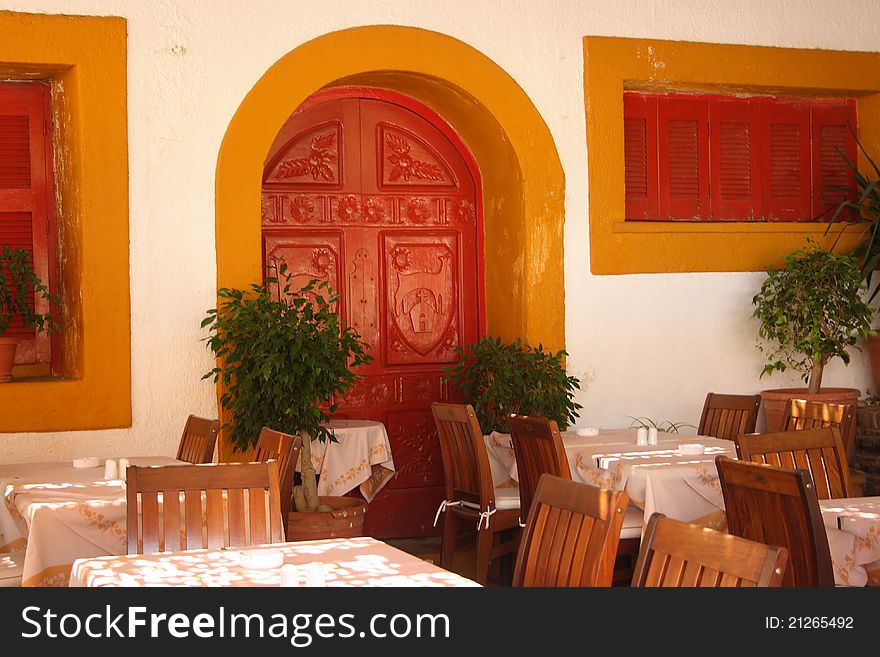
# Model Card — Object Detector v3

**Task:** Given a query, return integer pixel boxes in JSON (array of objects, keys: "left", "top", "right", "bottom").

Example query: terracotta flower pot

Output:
[
  {"left": 0, "top": 336, "right": 19, "bottom": 383},
  {"left": 759, "top": 387, "right": 860, "bottom": 460},
  {"left": 866, "top": 335, "right": 880, "bottom": 397},
  {"left": 286, "top": 495, "right": 368, "bottom": 542}
]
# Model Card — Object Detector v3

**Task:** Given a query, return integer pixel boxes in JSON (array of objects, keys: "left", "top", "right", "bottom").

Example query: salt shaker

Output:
[
  {"left": 647, "top": 427, "right": 659, "bottom": 445},
  {"left": 103, "top": 458, "right": 118, "bottom": 480},
  {"left": 305, "top": 563, "right": 326, "bottom": 587},
  {"left": 636, "top": 427, "right": 648, "bottom": 446},
  {"left": 280, "top": 564, "right": 301, "bottom": 587}
]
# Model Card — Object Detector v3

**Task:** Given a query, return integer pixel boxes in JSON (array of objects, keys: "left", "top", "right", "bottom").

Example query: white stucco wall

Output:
[{"left": 1, "top": 0, "right": 877, "bottom": 462}]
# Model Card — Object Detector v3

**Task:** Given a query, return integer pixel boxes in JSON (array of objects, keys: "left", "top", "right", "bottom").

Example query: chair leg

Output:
[
  {"left": 474, "top": 524, "right": 494, "bottom": 585},
  {"left": 440, "top": 511, "right": 457, "bottom": 570}
]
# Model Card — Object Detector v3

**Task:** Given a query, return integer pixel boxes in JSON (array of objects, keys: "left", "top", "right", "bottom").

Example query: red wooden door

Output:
[{"left": 261, "top": 88, "right": 482, "bottom": 537}]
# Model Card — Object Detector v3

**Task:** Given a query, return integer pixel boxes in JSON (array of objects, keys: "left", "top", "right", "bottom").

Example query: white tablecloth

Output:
[
  {"left": 307, "top": 420, "right": 395, "bottom": 501},
  {"left": 485, "top": 428, "right": 734, "bottom": 528},
  {"left": 1, "top": 456, "right": 183, "bottom": 586},
  {"left": 69, "top": 536, "right": 479, "bottom": 587}
]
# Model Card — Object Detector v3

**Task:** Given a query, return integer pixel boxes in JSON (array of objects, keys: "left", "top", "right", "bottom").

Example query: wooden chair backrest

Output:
[
  {"left": 431, "top": 403, "right": 495, "bottom": 510},
  {"left": 508, "top": 414, "right": 571, "bottom": 520},
  {"left": 126, "top": 461, "right": 284, "bottom": 554},
  {"left": 779, "top": 398, "right": 856, "bottom": 464},
  {"left": 631, "top": 513, "right": 788, "bottom": 587},
  {"left": 513, "top": 474, "right": 628, "bottom": 587},
  {"left": 697, "top": 393, "right": 761, "bottom": 441},
  {"left": 715, "top": 456, "right": 834, "bottom": 587},
  {"left": 735, "top": 427, "right": 851, "bottom": 499},
  {"left": 779, "top": 398, "right": 854, "bottom": 435},
  {"left": 254, "top": 427, "right": 303, "bottom": 532},
  {"left": 175, "top": 415, "right": 220, "bottom": 464}
]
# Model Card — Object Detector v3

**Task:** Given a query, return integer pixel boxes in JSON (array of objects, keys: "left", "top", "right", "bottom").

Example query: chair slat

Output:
[{"left": 162, "top": 489, "right": 181, "bottom": 552}]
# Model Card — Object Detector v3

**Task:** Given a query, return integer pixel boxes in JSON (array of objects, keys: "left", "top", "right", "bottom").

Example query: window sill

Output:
[{"left": 614, "top": 221, "right": 854, "bottom": 234}]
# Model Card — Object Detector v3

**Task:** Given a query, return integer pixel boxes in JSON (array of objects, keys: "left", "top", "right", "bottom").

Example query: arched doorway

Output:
[
  {"left": 215, "top": 26, "right": 566, "bottom": 539},
  {"left": 261, "top": 87, "right": 483, "bottom": 537}
]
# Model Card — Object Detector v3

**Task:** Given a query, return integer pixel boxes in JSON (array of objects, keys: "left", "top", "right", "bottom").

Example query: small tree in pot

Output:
[
  {"left": 752, "top": 241, "right": 874, "bottom": 394},
  {"left": 202, "top": 263, "right": 372, "bottom": 513}
]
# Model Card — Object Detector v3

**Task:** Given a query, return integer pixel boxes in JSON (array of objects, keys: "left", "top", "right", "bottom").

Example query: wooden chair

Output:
[
  {"left": 715, "top": 456, "right": 834, "bottom": 587},
  {"left": 254, "top": 427, "right": 303, "bottom": 539},
  {"left": 697, "top": 392, "right": 761, "bottom": 441},
  {"left": 735, "top": 427, "right": 851, "bottom": 499},
  {"left": 175, "top": 415, "right": 220, "bottom": 464},
  {"left": 631, "top": 513, "right": 788, "bottom": 587},
  {"left": 513, "top": 474, "right": 629, "bottom": 587},
  {"left": 126, "top": 461, "right": 284, "bottom": 554},
  {"left": 507, "top": 414, "right": 571, "bottom": 522},
  {"left": 778, "top": 398, "right": 857, "bottom": 464},
  {"left": 432, "top": 403, "right": 521, "bottom": 585}
]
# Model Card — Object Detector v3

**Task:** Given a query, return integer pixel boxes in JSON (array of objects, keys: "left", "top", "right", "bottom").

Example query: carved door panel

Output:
[{"left": 262, "top": 89, "right": 481, "bottom": 537}]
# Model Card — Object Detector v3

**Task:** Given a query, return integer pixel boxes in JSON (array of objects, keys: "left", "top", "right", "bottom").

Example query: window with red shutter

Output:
[
  {"left": 623, "top": 93, "right": 658, "bottom": 220},
  {"left": 811, "top": 100, "right": 858, "bottom": 221},
  {"left": 623, "top": 91, "right": 857, "bottom": 223},
  {"left": 0, "top": 81, "right": 58, "bottom": 373}
]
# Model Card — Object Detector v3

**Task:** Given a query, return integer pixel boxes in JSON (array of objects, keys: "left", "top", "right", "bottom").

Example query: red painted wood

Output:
[
  {"left": 760, "top": 99, "right": 812, "bottom": 221},
  {"left": 623, "top": 92, "right": 658, "bottom": 220},
  {"left": 262, "top": 87, "right": 482, "bottom": 538},
  {"left": 0, "top": 81, "right": 57, "bottom": 373},
  {"left": 811, "top": 99, "right": 858, "bottom": 221},
  {"left": 658, "top": 95, "right": 710, "bottom": 220},
  {"left": 624, "top": 92, "right": 857, "bottom": 224},
  {"left": 709, "top": 97, "right": 761, "bottom": 221}
]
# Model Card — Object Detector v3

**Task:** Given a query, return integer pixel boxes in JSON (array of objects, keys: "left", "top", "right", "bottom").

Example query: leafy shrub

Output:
[
  {"left": 444, "top": 336, "right": 582, "bottom": 433},
  {"left": 752, "top": 242, "right": 873, "bottom": 394}
]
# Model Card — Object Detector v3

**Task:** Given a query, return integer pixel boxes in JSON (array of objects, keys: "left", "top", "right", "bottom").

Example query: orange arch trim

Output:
[{"left": 215, "top": 26, "right": 565, "bottom": 457}]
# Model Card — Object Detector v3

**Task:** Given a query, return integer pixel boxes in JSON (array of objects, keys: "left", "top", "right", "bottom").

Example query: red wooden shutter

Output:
[
  {"left": 658, "top": 95, "right": 710, "bottom": 220},
  {"left": 623, "top": 92, "right": 658, "bottom": 220},
  {"left": 811, "top": 99, "right": 858, "bottom": 221},
  {"left": 709, "top": 97, "right": 762, "bottom": 220},
  {"left": 760, "top": 99, "right": 811, "bottom": 221},
  {"left": 0, "top": 82, "right": 55, "bottom": 366}
]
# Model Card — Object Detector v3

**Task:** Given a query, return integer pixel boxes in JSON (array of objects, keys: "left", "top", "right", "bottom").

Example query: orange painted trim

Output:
[
  {"left": 0, "top": 11, "right": 131, "bottom": 431},
  {"left": 215, "top": 26, "right": 565, "bottom": 460},
  {"left": 584, "top": 36, "right": 880, "bottom": 274}
]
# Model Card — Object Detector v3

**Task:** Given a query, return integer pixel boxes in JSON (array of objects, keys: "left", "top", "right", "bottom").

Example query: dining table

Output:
[
  {"left": 307, "top": 419, "right": 396, "bottom": 502},
  {"left": 69, "top": 536, "right": 480, "bottom": 587},
  {"left": 1, "top": 455, "right": 185, "bottom": 587},
  {"left": 485, "top": 427, "right": 736, "bottom": 530}
]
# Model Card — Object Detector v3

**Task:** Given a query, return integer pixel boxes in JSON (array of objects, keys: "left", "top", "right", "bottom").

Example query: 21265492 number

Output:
[{"left": 765, "top": 617, "right": 854, "bottom": 629}]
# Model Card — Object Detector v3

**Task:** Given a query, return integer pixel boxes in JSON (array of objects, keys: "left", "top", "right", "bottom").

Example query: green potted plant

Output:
[
  {"left": 752, "top": 241, "right": 873, "bottom": 454},
  {"left": 202, "top": 262, "right": 372, "bottom": 536},
  {"left": 826, "top": 131, "right": 880, "bottom": 395},
  {"left": 0, "top": 244, "right": 58, "bottom": 382},
  {"left": 444, "top": 336, "right": 582, "bottom": 434}
]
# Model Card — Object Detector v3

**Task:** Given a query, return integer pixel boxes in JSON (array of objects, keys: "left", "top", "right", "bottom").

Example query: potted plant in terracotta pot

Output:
[
  {"left": 752, "top": 240, "right": 873, "bottom": 455},
  {"left": 202, "top": 262, "right": 372, "bottom": 539},
  {"left": 0, "top": 244, "right": 58, "bottom": 382}
]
